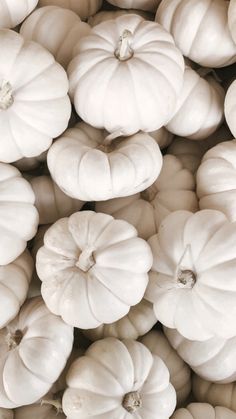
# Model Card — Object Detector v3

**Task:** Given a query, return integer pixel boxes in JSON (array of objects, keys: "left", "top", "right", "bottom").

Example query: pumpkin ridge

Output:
[{"left": 188, "top": 0, "right": 213, "bottom": 57}]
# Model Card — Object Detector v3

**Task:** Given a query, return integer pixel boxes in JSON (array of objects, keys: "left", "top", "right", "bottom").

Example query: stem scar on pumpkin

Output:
[
  {"left": 122, "top": 391, "right": 142, "bottom": 413},
  {"left": 175, "top": 244, "right": 197, "bottom": 289},
  {"left": 6, "top": 329, "right": 23, "bottom": 350},
  {"left": 0, "top": 80, "right": 14, "bottom": 110},
  {"left": 114, "top": 29, "right": 134, "bottom": 61}
]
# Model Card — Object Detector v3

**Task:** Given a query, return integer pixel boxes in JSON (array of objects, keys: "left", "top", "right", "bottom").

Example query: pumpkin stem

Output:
[
  {"left": 114, "top": 29, "right": 134, "bottom": 61},
  {"left": 41, "top": 396, "right": 63, "bottom": 414},
  {"left": 0, "top": 80, "right": 14, "bottom": 110},
  {"left": 6, "top": 329, "right": 23, "bottom": 350},
  {"left": 176, "top": 245, "right": 196, "bottom": 289},
  {"left": 122, "top": 391, "right": 142, "bottom": 413},
  {"left": 76, "top": 247, "right": 95, "bottom": 272}
]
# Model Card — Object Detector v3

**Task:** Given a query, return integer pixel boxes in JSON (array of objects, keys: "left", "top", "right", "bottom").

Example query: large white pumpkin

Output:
[
  {"left": 106, "top": 0, "right": 161, "bottom": 12},
  {"left": 156, "top": 0, "right": 236, "bottom": 67},
  {"left": 38, "top": 0, "right": 103, "bottom": 20},
  {"left": 62, "top": 338, "right": 176, "bottom": 418},
  {"left": 68, "top": 14, "right": 185, "bottom": 137},
  {"left": 96, "top": 154, "right": 198, "bottom": 240},
  {"left": 0, "top": 1, "right": 38, "bottom": 29},
  {"left": 47, "top": 122, "right": 163, "bottom": 201},
  {"left": 36, "top": 211, "right": 153, "bottom": 329},
  {"left": 20, "top": 6, "right": 91, "bottom": 68},
  {"left": 172, "top": 403, "right": 236, "bottom": 419},
  {"left": 0, "top": 29, "right": 71, "bottom": 163},
  {"left": 0, "top": 297, "right": 73, "bottom": 408},
  {"left": 225, "top": 80, "right": 236, "bottom": 138},
  {"left": 229, "top": 0, "right": 236, "bottom": 44},
  {"left": 145, "top": 209, "right": 236, "bottom": 341},
  {"left": 0, "top": 163, "right": 38, "bottom": 265}
]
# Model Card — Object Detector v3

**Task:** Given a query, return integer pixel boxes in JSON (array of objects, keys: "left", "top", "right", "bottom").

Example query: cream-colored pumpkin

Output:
[
  {"left": 0, "top": 250, "right": 33, "bottom": 329},
  {"left": 156, "top": 0, "right": 236, "bottom": 67},
  {"left": 172, "top": 403, "right": 236, "bottom": 419},
  {"left": 0, "top": 0, "right": 38, "bottom": 29},
  {"left": 146, "top": 209, "right": 236, "bottom": 341},
  {"left": 63, "top": 338, "right": 176, "bottom": 418},
  {"left": 106, "top": 0, "right": 160, "bottom": 12},
  {"left": 0, "top": 163, "right": 38, "bottom": 265},
  {"left": 96, "top": 154, "right": 198, "bottom": 240},
  {"left": 141, "top": 330, "right": 191, "bottom": 406},
  {"left": 38, "top": 0, "right": 102, "bottom": 20},
  {"left": 0, "top": 29, "right": 71, "bottom": 163},
  {"left": 20, "top": 6, "right": 90, "bottom": 68},
  {"left": 165, "top": 327, "right": 236, "bottom": 383},
  {"left": 83, "top": 299, "right": 157, "bottom": 341},
  {"left": 0, "top": 297, "right": 73, "bottom": 408},
  {"left": 36, "top": 211, "right": 153, "bottom": 329},
  {"left": 47, "top": 122, "right": 163, "bottom": 201},
  {"left": 69, "top": 14, "right": 185, "bottom": 137},
  {"left": 197, "top": 140, "right": 236, "bottom": 221},
  {"left": 88, "top": 9, "right": 153, "bottom": 26},
  {"left": 225, "top": 80, "right": 236, "bottom": 138},
  {"left": 229, "top": 0, "right": 236, "bottom": 44},
  {"left": 165, "top": 67, "right": 225, "bottom": 140},
  {"left": 30, "top": 175, "right": 84, "bottom": 224},
  {"left": 193, "top": 375, "right": 236, "bottom": 413}
]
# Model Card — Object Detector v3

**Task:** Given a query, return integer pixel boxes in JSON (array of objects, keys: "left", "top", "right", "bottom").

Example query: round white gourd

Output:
[
  {"left": 0, "top": 0, "right": 38, "bottom": 29},
  {"left": 38, "top": 0, "right": 103, "bottom": 20}
]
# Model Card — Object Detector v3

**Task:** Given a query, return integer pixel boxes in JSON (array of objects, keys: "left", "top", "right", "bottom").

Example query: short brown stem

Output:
[
  {"left": 177, "top": 269, "right": 196, "bottom": 289},
  {"left": 6, "top": 329, "right": 23, "bottom": 350},
  {"left": 0, "top": 81, "right": 14, "bottom": 110},
  {"left": 114, "top": 30, "right": 134, "bottom": 61},
  {"left": 122, "top": 391, "right": 142, "bottom": 413}
]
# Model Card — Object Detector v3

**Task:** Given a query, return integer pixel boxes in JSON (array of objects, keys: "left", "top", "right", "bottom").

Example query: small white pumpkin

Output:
[
  {"left": 88, "top": 9, "right": 153, "bottom": 26},
  {"left": 62, "top": 338, "right": 176, "bottom": 418},
  {"left": 83, "top": 299, "right": 157, "bottom": 341},
  {"left": 0, "top": 29, "right": 71, "bottom": 163},
  {"left": 141, "top": 330, "right": 191, "bottom": 406},
  {"left": 172, "top": 403, "right": 236, "bottom": 419},
  {"left": 165, "top": 66, "right": 225, "bottom": 140},
  {"left": 106, "top": 0, "right": 161, "bottom": 12},
  {"left": 96, "top": 154, "right": 198, "bottom": 240},
  {"left": 228, "top": 0, "right": 236, "bottom": 44},
  {"left": 225, "top": 80, "right": 236, "bottom": 138},
  {"left": 20, "top": 6, "right": 91, "bottom": 68},
  {"left": 38, "top": 0, "right": 103, "bottom": 20},
  {"left": 69, "top": 14, "right": 185, "bottom": 137},
  {"left": 156, "top": 0, "right": 236, "bottom": 67},
  {"left": 36, "top": 210, "right": 153, "bottom": 329},
  {"left": 0, "top": 297, "right": 73, "bottom": 408},
  {"left": 0, "top": 0, "right": 38, "bottom": 29},
  {"left": 47, "top": 122, "right": 163, "bottom": 201}
]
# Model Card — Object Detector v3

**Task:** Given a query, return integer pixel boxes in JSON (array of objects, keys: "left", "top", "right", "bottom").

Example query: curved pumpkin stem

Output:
[
  {"left": 0, "top": 80, "right": 14, "bottom": 110},
  {"left": 114, "top": 30, "right": 134, "bottom": 61}
]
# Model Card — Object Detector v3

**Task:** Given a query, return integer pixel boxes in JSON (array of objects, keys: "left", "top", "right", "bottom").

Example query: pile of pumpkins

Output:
[{"left": 1, "top": 0, "right": 236, "bottom": 418}]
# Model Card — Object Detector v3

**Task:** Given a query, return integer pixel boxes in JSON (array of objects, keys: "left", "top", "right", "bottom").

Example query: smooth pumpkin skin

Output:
[
  {"left": 47, "top": 122, "right": 163, "bottom": 202},
  {"left": 38, "top": 0, "right": 102, "bottom": 20},
  {"left": 228, "top": 0, "right": 236, "bottom": 44},
  {"left": 172, "top": 403, "right": 236, "bottom": 419},
  {"left": 0, "top": 0, "right": 38, "bottom": 29},
  {"left": 36, "top": 210, "right": 153, "bottom": 329},
  {"left": 62, "top": 338, "right": 176, "bottom": 419},
  {"left": 30, "top": 175, "right": 84, "bottom": 225},
  {"left": 165, "top": 327, "right": 236, "bottom": 383},
  {"left": 193, "top": 376, "right": 236, "bottom": 413},
  {"left": 106, "top": 0, "right": 161, "bottom": 12},
  {"left": 0, "top": 163, "right": 38, "bottom": 265},
  {"left": 83, "top": 299, "right": 157, "bottom": 341},
  {"left": 197, "top": 140, "right": 236, "bottom": 221},
  {"left": 88, "top": 9, "right": 153, "bottom": 26},
  {"left": 20, "top": 6, "right": 91, "bottom": 68},
  {"left": 141, "top": 330, "right": 191, "bottom": 406},
  {"left": 165, "top": 67, "right": 225, "bottom": 140},
  {"left": 0, "top": 297, "right": 73, "bottom": 408},
  {"left": 156, "top": 0, "right": 236, "bottom": 67},
  {"left": 225, "top": 80, "right": 236, "bottom": 138},
  {"left": 0, "top": 29, "right": 71, "bottom": 163},
  {"left": 69, "top": 14, "right": 185, "bottom": 137},
  {"left": 145, "top": 209, "right": 236, "bottom": 341},
  {"left": 96, "top": 154, "right": 198, "bottom": 240}
]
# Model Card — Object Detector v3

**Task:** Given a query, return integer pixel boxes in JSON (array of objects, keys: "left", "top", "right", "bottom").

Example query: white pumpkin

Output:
[
  {"left": 69, "top": 14, "right": 185, "bottom": 137},
  {"left": 106, "top": 0, "right": 160, "bottom": 12},
  {"left": 47, "top": 122, "right": 163, "bottom": 201},
  {"left": 88, "top": 9, "right": 153, "bottom": 26},
  {"left": 30, "top": 175, "right": 84, "bottom": 224},
  {"left": 165, "top": 327, "right": 236, "bottom": 383},
  {"left": 96, "top": 154, "right": 198, "bottom": 240},
  {"left": 0, "top": 250, "right": 33, "bottom": 329},
  {"left": 36, "top": 210, "right": 153, "bottom": 329},
  {"left": 197, "top": 140, "right": 236, "bottom": 221},
  {"left": 229, "top": 0, "right": 236, "bottom": 44},
  {"left": 145, "top": 209, "right": 236, "bottom": 341},
  {"left": 193, "top": 375, "right": 236, "bottom": 413},
  {"left": 0, "top": 163, "right": 38, "bottom": 265},
  {"left": 165, "top": 66, "right": 225, "bottom": 140},
  {"left": 156, "top": 0, "right": 236, "bottom": 67},
  {"left": 83, "top": 299, "right": 157, "bottom": 341},
  {"left": 0, "top": 1, "right": 38, "bottom": 29},
  {"left": 20, "top": 6, "right": 91, "bottom": 69},
  {"left": 0, "top": 297, "right": 73, "bottom": 408},
  {"left": 38, "top": 0, "right": 103, "bottom": 20},
  {"left": 0, "top": 29, "right": 71, "bottom": 163},
  {"left": 62, "top": 338, "right": 176, "bottom": 418},
  {"left": 141, "top": 330, "right": 191, "bottom": 406},
  {"left": 225, "top": 80, "right": 236, "bottom": 138},
  {"left": 172, "top": 403, "right": 236, "bottom": 419}
]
